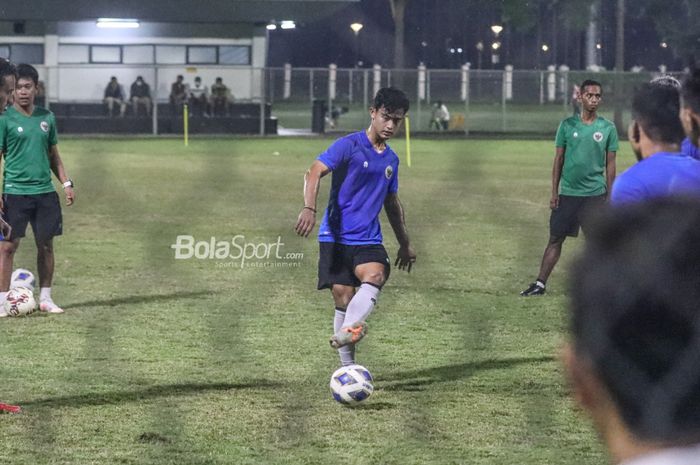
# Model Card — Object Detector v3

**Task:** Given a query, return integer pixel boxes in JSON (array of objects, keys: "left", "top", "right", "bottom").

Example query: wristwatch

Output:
[{"left": 62, "top": 179, "right": 74, "bottom": 189}]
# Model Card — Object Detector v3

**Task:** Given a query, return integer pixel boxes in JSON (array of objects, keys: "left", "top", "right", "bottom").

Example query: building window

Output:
[
  {"left": 123, "top": 45, "right": 154, "bottom": 64},
  {"left": 156, "top": 45, "right": 186, "bottom": 64},
  {"left": 0, "top": 44, "right": 44, "bottom": 64},
  {"left": 219, "top": 46, "right": 250, "bottom": 65},
  {"left": 187, "top": 46, "right": 217, "bottom": 64},
  {"left": 58, "top": 45, "right": 89, "bottom": 64},
  {"left": 91, "top": 45, "right": 121, "bottom": 64}
]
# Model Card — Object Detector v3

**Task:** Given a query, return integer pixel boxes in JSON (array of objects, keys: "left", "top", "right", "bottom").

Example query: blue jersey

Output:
[
  {"left": 317, "top": 131, "right": 400, "bottom": 245},
  {"left": 611, "top": 151, "right": 700, "bottom": 205},
  {"left": 681, "top": 137, "right": 700, "bottom": 160}
]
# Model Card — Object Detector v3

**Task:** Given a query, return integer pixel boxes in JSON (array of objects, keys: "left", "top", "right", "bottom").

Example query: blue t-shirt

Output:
[
  {"left": 317, "top": 131, "right": 400, "bottom": 245},
  {"left": 681, "top": 137, "right": 700, "bottom": 160},
  {"left": 611, "top": 151, "right": 700, "bottom": 205}
]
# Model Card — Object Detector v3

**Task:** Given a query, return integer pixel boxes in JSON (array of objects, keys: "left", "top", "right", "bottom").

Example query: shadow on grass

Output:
[
  {"left": 67, "top": 290, "right": 215, "bottom": 309},
  {"left": 19, "top": 380, "right": 281, "bottom": 409},
  {"left": 381, "top": 355, "right": 555, "bottom": 391}
]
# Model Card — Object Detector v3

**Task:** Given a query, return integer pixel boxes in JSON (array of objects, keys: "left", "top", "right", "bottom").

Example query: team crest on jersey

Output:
[
  {"left": 17, "top": 127, "right": 23, "bottom": 133},
  {"left": 385, "top": 165, "right": 393, "bottom": 179},
  {"left": 573, "top": 132, "right": 578, "bottom": 138},
  {"left": 363, "top": 161, "right": 369, "bottom": 168},
  {"left": 593, "top": 131, "right": 603, "bottom": 142},
  {"left": 40, "top": 121, "right": 49, "bottom": 133}
]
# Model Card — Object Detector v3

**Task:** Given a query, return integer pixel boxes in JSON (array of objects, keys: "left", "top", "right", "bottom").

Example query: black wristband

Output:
[{"left": 303, "top": 206, "right": 317, "bottom": 213}]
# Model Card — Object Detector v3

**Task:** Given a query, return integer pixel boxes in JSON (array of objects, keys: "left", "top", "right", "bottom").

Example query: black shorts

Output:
[
  {"left": 3, "top": 192, "right": 63, "bottom": 242},
  {"left": 550, "top": 194, "right": 605, "bottom": 239},
  {"left": 317, "top": 242, "right": 391, "bottom": 290}
]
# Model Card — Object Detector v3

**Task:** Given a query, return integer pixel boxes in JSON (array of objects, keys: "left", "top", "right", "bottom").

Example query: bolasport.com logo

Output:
[{"left": 171, "top": 235, "right": 304, "bottom": 269}]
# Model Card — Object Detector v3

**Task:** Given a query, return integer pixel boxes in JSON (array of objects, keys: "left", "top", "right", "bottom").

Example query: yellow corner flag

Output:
[
  {"left": 183, "top": 104, "right": 189, "bottom": 147},
  {"left": 405, "top": 116, "right": 411, "bottom": 167}
]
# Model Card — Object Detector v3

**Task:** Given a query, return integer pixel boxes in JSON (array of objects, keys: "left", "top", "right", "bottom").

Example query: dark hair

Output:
[
  {"left": 177, "top": 75, "right": 183, "bottom": 80},
  {"left": 580, "top": 79, "right": 602, "bottom": 94},
  {"left": 570, "top": 198, "right": 700, "bottom": 443},
  {"left": 0, "top": 57, "right": 16, "bottom": 89},
  {"left": 16, "top": 63, "right": 38, "bottom": 86},
  {"left": 650, "top": 75, "right": 681, "bottom": 89},
  {"left": 632, "top": 83, "right": 684, "bottom": 144},
  {"left": 681, "top": 69, "right": 700, "bottom": 114},
  {"left": 372, "top": 87, "right": 409, "bottom": 114}
]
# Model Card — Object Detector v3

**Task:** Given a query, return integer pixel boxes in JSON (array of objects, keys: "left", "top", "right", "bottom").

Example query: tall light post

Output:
[
  {"left": 350, "top": 22, "right": 363, "bottom": 67},
  {"left": 490, "top": 24, "right": 503, "bottom": 67},
  {"left": 476, "top": 41, "right": 484, "bottom": 70}
]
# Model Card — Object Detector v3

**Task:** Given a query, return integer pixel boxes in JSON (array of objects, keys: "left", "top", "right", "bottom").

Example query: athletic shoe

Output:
[
  {"left": 330, "top": 321, "right": 367, "bottom": 349},
  {"left": 520, "top": 282, "right": 546, "bottom": 296},
  {"left": 0, "top": 309, "right": 7, "bottom": 318},
  {"left": 0, "top": 403, "right": 21, "bottom": 414},
  {"left": 39, "top": 300, "right": 64, "bottom": 314}
]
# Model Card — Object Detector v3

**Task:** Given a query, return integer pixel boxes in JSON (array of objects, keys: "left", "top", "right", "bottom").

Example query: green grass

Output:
[{"left": 0, "top": 136, "right": 635, "bottom": 464}]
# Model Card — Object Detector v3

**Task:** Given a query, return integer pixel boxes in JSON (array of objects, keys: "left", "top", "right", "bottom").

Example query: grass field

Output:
[{"left": 0, "top": 136, "right": 634, "bottom": 465}]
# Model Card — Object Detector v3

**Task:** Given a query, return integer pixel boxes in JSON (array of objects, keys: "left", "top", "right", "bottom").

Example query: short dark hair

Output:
[
  {"left": 650, "top": 75, "right": 681, "bottom": 89},
  {"left": 372, "top": 87, "right": 409, "bottom": 114},
  {"left": 681, "top": 69, "right": 700, "bottom": 114},
  {"left": 0, "top": 57, "right": 16, "bottom": 89},
  {"left": 16, "top": 63, "right": 38, "bottom": 86},
  {"left": 632, "top": 83, "right": 685, "bottom": 144},
  {"left": 580, "top": 79, "right": 602, "bottom": 94},
  {"left": 570, "top": 198, "right": 700, "bottom": 443}
]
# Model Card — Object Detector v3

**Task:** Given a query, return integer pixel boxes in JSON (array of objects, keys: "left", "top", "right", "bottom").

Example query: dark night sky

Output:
[{"left": 268, "top": 0, "right": 679, "bottom": 71}]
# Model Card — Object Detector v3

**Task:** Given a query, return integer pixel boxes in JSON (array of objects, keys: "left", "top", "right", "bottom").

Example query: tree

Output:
[
  {"left": 389, "top": 0, "right": 408, "bottom": 69},
  {"left": 633, "top": 0, "right": 699, "bottom": 68}
]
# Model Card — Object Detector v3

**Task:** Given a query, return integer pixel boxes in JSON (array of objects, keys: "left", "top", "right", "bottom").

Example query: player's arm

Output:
[
  {"left": 605, "top": 150, "right": 617, "bottom": 198},
  {"left": 551, "top": 146, "right": 565, "bottom": 209},
  {"left": 384, "top": 192, "right": 416, "bottom": 272},
  {"left": 48, "top": 145, "right": 74, "bottom": 206},
  {"left": 295, "top": 160, "right": 330, "bottom": 237}
]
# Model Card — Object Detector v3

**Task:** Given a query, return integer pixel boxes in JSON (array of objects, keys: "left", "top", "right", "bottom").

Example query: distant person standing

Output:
[
  {"left": 188, "top": 77, "right": 209, "bottom": 117},
  {"left": 129, "top": 76, "right": 152, "bottom": 117},
  {"left": 430, "top": 101, "right": 449, "bottom": 130},
  {"left": 571, "top": 84, "right": 581, "bottom": 116},
  {"left": 103, "top": 76, "right": 126, "bottom": 117},
  {"left": 520, "top": 79, "right": 617, "bottom": 296},
  {"left": 0, "top": 64, "right": 74, "bottom": 316},
  {"left": 169, "top": 75, "right": 187, "bottom": 115}
]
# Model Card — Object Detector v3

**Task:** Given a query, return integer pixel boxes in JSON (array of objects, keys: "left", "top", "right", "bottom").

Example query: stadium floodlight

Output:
[
  {"left": 491, "top": 41, "right": 501, "bottom": 50},
  {"left": 660, "top": 42, "right": 668, "bottom": 48},
  {"left": 350, "top": 22, "right": 363, "bottom": 35},
  {"left": 596, "top": 43, "right": 602, "bottom": 50},
  {"left": 491, "top": 25, "right": 503, "bottom": 36},
  {"left": 96, "top": 18, "right": 140, "bottom": 29},
  {"left": 266, "top": 23, "right": 277, "bottom": 30},
  {"left": 280, "top": 21, "right": 296, "bottom": 30},
  {"left": 541, "top": 44, "right": 549, "bottom": 52}
]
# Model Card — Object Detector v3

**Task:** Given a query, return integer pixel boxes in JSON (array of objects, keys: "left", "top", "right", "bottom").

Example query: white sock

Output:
[
  {"left": 0, "top": 291, "right": 7, "bottom": 305},
  {"left": 343, "top": 283, "right": 380, "bottom": 328},
  {"left": 334, "top": 308, "right": 355, "bottom": 366},
  {"left": 40, "top": 287, "right": 52, "bottom": 302}
]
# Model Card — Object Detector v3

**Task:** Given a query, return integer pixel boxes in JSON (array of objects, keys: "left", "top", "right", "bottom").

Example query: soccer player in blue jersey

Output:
[
  {"left": 650, "top": 74, "right": 700, "bottom": 160},
  {"left": 295, "top": 87, "right": 416, "bottom": 366},
  {"left": 611, "top": 84, "right": 700, "bottom": 205},
  {"left": 681, "top": 69, "right": 700, "bottom": 160}
]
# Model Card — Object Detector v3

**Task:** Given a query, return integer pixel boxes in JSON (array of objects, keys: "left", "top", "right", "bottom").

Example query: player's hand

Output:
[
  {"left": 395, "top": 244, "right": 416, "bottom": 273},
  {"left": 64, "top": 187, "right": 75, "bottom": 206},
  {"left": 550, "top": 194, "right": 559, "bottom": 210},
  {"left": 0, "top": 216, "right": 11, "bottom": 240},
  {"left": 295, "top": 208, "right": 316, "bottom": 237}
]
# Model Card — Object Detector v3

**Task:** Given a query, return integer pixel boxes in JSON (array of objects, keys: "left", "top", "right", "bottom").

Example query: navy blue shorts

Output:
[
  {"left": 3, "top": 192, "right": 63, "bottom": 242},
  {"left": 550, "top": 194, "right": 605, "bottom": 239},
  {"left": 317, "top": 242, "right": 390, "bottom": 290}
]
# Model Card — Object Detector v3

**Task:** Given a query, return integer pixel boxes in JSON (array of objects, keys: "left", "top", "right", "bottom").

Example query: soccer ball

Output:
[
  {"left": 11, "top": 268, "right": 35, "bottom": 291},
  {"left": 4, "top": 287, "right": 36, "bottom": 316},
  {"left": 329, "top": 364, "right": 374, "bottom": 405}
]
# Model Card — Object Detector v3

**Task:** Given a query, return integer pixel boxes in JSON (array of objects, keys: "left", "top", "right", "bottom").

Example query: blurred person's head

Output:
[
  {"left": 0, "top": 58, "right": 16, "bottom": 111},
  {"left": 564, "top": 198, "right": 700, "bottom": 464},
  {"left": 628, "top": 83, "right": 684, "bottom": 161},
  {"left": 680, "top": 69, "right": 700, "bottom": 147}
]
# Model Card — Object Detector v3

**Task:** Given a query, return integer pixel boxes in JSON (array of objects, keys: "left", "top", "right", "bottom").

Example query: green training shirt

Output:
[
  {"left": 0, "top": 106, "right": 58, "bottom": 195},
  {"left": 555, "top": 115, "right": 618, "bottom": 196}
]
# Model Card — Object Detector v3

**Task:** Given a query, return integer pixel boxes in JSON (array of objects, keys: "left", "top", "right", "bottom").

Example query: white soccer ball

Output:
[
  {"left": 11, "top": 268, "right": 35, "bottom": 291},
  {"left": 330, "top": 364, "right": 374, "bottom": 405},
  {"left": 4, "top": 287, "right": 36, "bottom": 316}
]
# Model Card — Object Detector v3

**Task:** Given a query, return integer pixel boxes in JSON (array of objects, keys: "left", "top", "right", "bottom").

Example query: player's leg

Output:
[
  {"left": 0, "top": 239, "right": 21, "bottom": 317},
  {"left": 331, "top": 284, "right": 356, "bottom": 366},
  {"left": 331, "top": 245, "right": 390, "bottom": 348},
  {"left": 31, "top": 193, "right": 64, "bottom": 314},
  {"left": 521, "top": 195, "right": 580, "bottom": 296},
  {"left": 0, "top": 194, "right": 31, "bottom": 315}
]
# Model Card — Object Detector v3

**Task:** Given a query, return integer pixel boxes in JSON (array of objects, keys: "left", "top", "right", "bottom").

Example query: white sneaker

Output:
[{"left": 39, "top": 300, "right": 64, "bottom": 314}]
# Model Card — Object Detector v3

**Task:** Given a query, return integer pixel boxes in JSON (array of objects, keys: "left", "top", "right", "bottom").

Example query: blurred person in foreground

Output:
[
  {"left": 564, "top": 197, "right": 700, "bottom": 465},
  {"left": 680, "top": 69, "right": 700, "bottom": 160}
]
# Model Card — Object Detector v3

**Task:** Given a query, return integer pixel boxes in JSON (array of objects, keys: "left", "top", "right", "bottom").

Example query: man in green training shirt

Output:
[
  {"left": 521, "top": 79, "right": 617, "bottom": 296},
  {"left": 0, "top": 64, "right": 75, "bottom": 316}
]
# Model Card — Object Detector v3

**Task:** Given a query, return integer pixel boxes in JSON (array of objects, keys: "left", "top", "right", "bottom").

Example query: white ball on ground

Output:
[
  {"left": 4, "top": 287, "right": 36, "bottom": 316},
  {"left": 329, "top": 364, "right": 374, "bottom": 405},
  {"left": 11, "top": 268, "right": 35, "bottom": 291}
]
